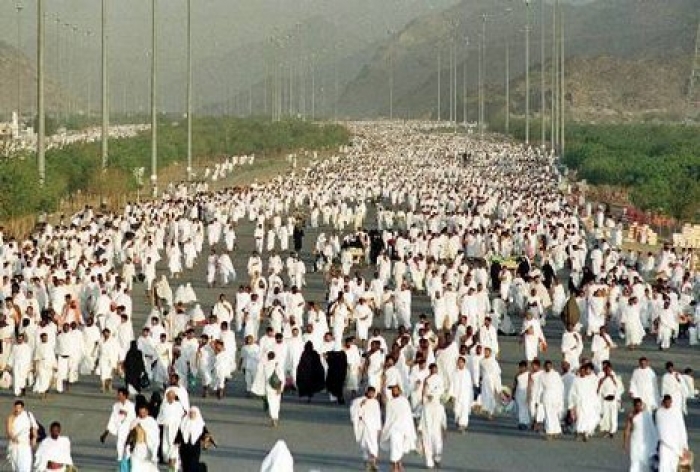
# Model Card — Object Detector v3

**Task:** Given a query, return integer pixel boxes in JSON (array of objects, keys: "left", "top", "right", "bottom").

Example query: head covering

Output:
[
  {"left": 260, "top": 440, "right": 294, "bottom": 472},
  {"left": 181, "top": 407, "right": 205, "bottom": 445}
]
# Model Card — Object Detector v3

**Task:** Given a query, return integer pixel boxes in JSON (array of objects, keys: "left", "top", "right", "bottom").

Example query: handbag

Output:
[{"left": 268, "top": 364, "right": 282, "bottom": 390}]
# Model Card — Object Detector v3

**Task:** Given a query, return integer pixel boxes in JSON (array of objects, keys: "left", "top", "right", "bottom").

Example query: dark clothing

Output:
[
  {"left": 176, "top": 426, "right": 209, "bottom": 472},
  {"left": 490, "top": 261, "right": 502, "bottom": 292},
  {"left": 293, "top": 226, "right": 304, "bottom": 252},
  {"left": 123, "top": 341, "right": 147, "bottom": 394},
  {"left": 296, "top": 343, "right": 325, "bottom": 398},
  {"left": 542, "top": 263, "right": 555, "bottom": 289},
  {"left": 517, "top": 258, "right": 530, "bottom": 279},
  {"left": 325, "top": 350, "right": 348, "bottom": 404},
  {"left": 560, "top": 295, "right": 581, "bottom": 328}
]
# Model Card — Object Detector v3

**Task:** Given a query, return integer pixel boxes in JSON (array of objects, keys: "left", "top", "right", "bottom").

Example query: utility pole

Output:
[
  {"left": 448, "top": 40, "right": 453, "bottom": 123},
  {"left": 150, "top": 0, "right": 158, "bottom": 197},
  {"left": 16, "top": 3, "right": 23, "bottom": 123},
  {"left": 437, "top": 47, "right": 441, "bottom": 121},
  {"left": 101, "top": 0, "right": 108, "bottom": 169},
  {"left": 186, "top": 0, "right": 193, "bottom": 180},
  {"left": 453, "top": 37, "right": 458, "bottom": 128},
  {"left": 560, "top": 2, "right": 565, "bottom": 157},
  {"left": 311, "top": 55, "right": 316, "bottom": 120},
  {"left": 541, "top": 0, "right": 546, "bottom": 146},
  {"left": 37, "top": 0, "right": 45, "bottom": 185},
  {"left": 462, "top": 37, "right": 468, "bottom": 126},
  {"left": 551, "top": 0, "right": 558, "bottom": 151},
  {"left": 479, "top": 14, "right": 485, "bottom": 140},
  {"left": 525, "top": 0, "right": 531, "bottom": 145},
  {"left": 505, "top": 40, "right": 510, "bottom": 135}
]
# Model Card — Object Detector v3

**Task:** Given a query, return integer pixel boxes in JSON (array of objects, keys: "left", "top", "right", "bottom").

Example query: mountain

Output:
[
  {"left": 0, "top": 40, "right": 75, "bottom": 123},
  {"left": 338, "top": 0, "right": 699, "bottom": 121},
  {"left": 192, "top": 0, "right": 461, "bottom": 117}
]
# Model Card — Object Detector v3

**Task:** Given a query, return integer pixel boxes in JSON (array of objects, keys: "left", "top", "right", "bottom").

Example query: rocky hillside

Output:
[
  {"left": 338, "top": 0, "right": 699, "bottom": 121},
  {"left": 0, "top": 41, "right": 70, "bottom": 121}
]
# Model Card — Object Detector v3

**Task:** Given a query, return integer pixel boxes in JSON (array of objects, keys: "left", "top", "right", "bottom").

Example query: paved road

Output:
[{"left": 1, "top": 153, "right": 698, "bottom": 472}]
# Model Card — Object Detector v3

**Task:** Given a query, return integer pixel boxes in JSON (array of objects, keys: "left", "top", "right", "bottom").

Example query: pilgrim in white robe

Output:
[
  {"left": 628, "top": 410, "right": 658, "bottom": 472},
  {"left": 350, "top": 395, "right": 382, "bottom": 462},
  {"left": 7, "top": 410, "right": 37, "bottom": 472},
  {"left": 418, "top": 397, "right": 447, "bottom": 468},
  {"left": 540, "top": 370, "right": 564, "bottom": 436},
  {"left": 156, "top": 398, "right": 186, "bottom": 465},
  {"left": 655, "top": 404, "right": 688, "bottom": 472},
  {"left": 251, "top": 360, "right": 285, "bottom": 423},
  {"left": 568, "top": 373, "right": 599, "bottom": 437},
  {"left": 480, "top": 355, "right": 502, "bottom": 417},
  {"left": 260, "top": 440, "right": 294, "bottom": 472},
  {"left": 33, "top": 435, "right": 73, "bottom": 472},
  {"left": 380, "top": 395, "right": 417, "bottom": 463},
  {"left": 628, "top": 367, "right": 659, "bottom": 411},
  {"left": 449, "top": 365, "right": 473, "bottom": 430}
]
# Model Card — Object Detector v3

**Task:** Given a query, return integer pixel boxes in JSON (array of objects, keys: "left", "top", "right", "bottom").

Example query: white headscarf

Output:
[
  {"left": 180, "top": 407, "right": 205, "bottom": 445},
  {"left": 260, "top": 440, "right": 294, "bottom": 472}
]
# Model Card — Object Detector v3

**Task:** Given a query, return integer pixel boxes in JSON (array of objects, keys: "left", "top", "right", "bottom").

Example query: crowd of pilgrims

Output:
[{"left": 0, "top": 122, "right": 697, "bottom": 471}]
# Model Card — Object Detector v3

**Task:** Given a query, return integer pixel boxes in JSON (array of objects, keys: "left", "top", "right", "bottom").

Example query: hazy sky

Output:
[{"left": 0, "top": 0, "right": 461, "bottom": 112}]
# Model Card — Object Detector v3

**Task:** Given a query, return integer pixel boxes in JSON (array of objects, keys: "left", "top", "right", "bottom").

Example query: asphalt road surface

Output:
[{"left": 1, "top": 155, "right": 698, "bottom": 472}]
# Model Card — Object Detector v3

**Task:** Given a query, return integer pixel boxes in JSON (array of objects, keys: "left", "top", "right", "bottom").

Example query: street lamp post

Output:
[
  {"left": 560, "top": 2, "right": 566, "bottom": 156},
  {"left": 505, "top": 39, "right": 510, "bottom": 135},
  {"left": 479, "top": 14, "right": 485, "bottom": 140},
  {"left": 437, "top": 46, "right": 441, "bottom": 121},
  {"left": 37, "top": 0, "right": 45, "bottom": 185},
  {"left": 101, "top": 0, "right": 108, "bottom": 169},
  {"left": 388, "top": 30, "right": 394, "bottom": 120},
  {"left": 15, "top": 3, "right": 23, "bottom": 124},
  {"left": 551, "top": 0, "right": 558, "bottom": 150},
  {"left": 525, "top": 0, "right": 531, "bottom": 145},
  {"left": 540, "top": 0, "right": 546, "bottom": 146},
  {"left": 462, "top": 37, "right": 469, "bottom": 126},
  {"left": 150, "top": 0, "right": 158, "bottom": 197},
  {"left": 186, "top": 0, "right": 193, "bottom": 181}
]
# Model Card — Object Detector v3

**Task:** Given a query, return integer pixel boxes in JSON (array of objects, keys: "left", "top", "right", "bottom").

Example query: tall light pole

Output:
[
  {"left": 186, "top": 0, "right": 193, "bottom": 180},
  {"left": 63, "top": 23, "right": 71, "bottom": 124},
  {"left": 462, "top": 36, "right": 469, "bottom": 126},
  {"left": 479, "top": 14, "right": 485, "bottom": 140},
  {"left": 100, "top": 0, "right": 109, "bottom": 169},
  {"left": 15, "top": 3, "right": 23, "bottom": 123},
  {"left": 525, "top": 0, "right": 531, "bottom": 145},
  {"left": 505, "top": 39, "right": 510, "bottom": 135},
  {"left": 150, "top": 0, "right": 158, "bottom": 196},
  {"left": 311, "top": 54, "right": 316, "bottom": 120},
  {"left": 437, "top": 46, "right": 441, "bottom": 121},
  {"left": 452, "top": 35, "right": 458, "bottom": 128},
  {"left": 448, "top": 40, "right": 453, "bottom": 123},
  {"left": 540, "top": 0, "right": 546, "bottom": 146},
  {"left": 37, "top": 0, "right": 45, "bottom": 185},
  {"left": 388, "top": 30, "right": 394, "bottom": 120},
  {"left": 551, "top": 0, "right": 558, "bottom": 150},
  {"left": 54, "top": 16, "right": 60, "bottom": 121},
  {"left": 560, "top": 1, "right": 566, "bottom": 156}
]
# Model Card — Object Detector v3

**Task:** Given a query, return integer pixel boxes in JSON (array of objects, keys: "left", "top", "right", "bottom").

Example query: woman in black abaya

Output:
[
  {"left": 295, "top": 342, "right": 325, "bottom": 402},
  {"left": 123, "top": 340, "right": 147, "bottom": 394},
  {"left": 325, "top": 350, "right": 348, "bottom": 405}
]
